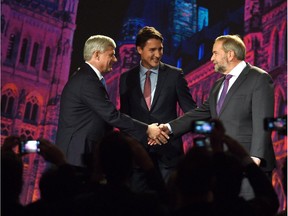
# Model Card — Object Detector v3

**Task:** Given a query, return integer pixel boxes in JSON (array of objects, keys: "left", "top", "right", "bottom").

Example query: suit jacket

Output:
[
  {"left": 56, "top": 63, "right": 147, "bottom": 167},
  {"left": 170, "top": 63, "right": 276, "bottom": 171},
  {"left": 119, "top": 62, "right": 196, "bottom": 167}
]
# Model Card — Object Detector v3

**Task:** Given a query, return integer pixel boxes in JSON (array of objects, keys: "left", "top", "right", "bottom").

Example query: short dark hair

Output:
[{"left": 136, "top": 26, "right": 163, "bottom": 49}]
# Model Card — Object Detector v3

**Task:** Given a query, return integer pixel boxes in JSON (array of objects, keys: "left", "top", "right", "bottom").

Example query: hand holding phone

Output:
[
  {"left": 192, "top": 120, "right": 214, "bottom": 134},
  {"left": 20, "top": 140, "right": 40, "bottom": 154}
]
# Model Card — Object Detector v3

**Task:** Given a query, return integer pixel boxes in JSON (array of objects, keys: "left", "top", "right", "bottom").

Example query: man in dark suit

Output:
[
  {"left": 160, "top": 34, "right": 276, "bottom": 200},
  {"left": 119, "top": 26, "right": 196, "bottom": 191},
  {"left": 55, "top": 35, "right": 167, "bottom": 168}
]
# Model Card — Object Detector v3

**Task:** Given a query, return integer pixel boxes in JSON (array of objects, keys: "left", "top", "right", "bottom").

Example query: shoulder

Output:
[
  {"left": 244, "top": 62, "right": 268, "bottom": 76},
  {"left": 120, "top": 65, "right": 140, "bottom": 82},
  {"left": 160, "top": 62, "right": 182, "bottom": 73},
  {"left": 245, "top": 63, "right": 273, "bottom": 84},
  {"left": 122, "top": 65, "right": 140, "bottom": 76}
]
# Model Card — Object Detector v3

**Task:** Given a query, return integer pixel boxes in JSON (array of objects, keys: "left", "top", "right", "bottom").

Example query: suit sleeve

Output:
[
  {"left": 250, "top": 71, "right": 274, "bottom": 161},
  {"left": 82, "top": 74, "right": 147, "bottom": 141},
  {"left": 169, "top": 99, "right": 211, "bottom": 137}
]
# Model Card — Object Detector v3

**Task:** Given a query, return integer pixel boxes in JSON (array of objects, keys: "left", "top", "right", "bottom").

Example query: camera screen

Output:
[
  {"left": 264, "top": 117, "right": 287, "bottom": 131},
  {"left": 21, "top": 140, "right": 40, "bottom": 153},
  {"left": 194, "top": 137, "right": 206, "bottom": 147},
  {"left": 192, "top": 121, "right": 214, "bottom": 134}
]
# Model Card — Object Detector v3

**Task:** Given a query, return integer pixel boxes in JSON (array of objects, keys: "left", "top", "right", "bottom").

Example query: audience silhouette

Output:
[
  {"left": 1, "top": 121, "right": 280, "bottom": 216},
  {"left": 2, "top": 136, "right": 27, "bottom": 216}
]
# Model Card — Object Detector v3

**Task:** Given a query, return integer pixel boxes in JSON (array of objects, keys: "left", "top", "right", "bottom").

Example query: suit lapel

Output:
[
  {"left": 129, "top": 66, "right": 147, "bottom": 109},
  {"left": 211, "top": 77, "right": 225, "bottom": 115},
  {"left": 83, "top": 63, "right": 110, "bottom": 98},
  {"left": 151, "top": 63, "right": 167, "bottom": 110},
  {"left": 219, "top": 64, "right": 250, "bottom": 115}
]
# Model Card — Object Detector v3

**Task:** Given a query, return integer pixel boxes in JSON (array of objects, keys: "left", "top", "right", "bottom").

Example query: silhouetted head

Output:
[
  {"left": 98, "top": 131, "right": 133, "bottom": 185},
  {"left": 2, "top": 151, "right": 23, "bottom": 204}
]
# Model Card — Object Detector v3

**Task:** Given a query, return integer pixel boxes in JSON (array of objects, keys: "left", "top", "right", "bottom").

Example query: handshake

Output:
[{"left": 146, "top": 123, "right": 171, "bottom": 145}]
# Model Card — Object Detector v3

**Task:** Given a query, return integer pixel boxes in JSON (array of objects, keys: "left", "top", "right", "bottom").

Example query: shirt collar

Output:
[
  {"left": 85, "top": 61, "right": 104, "bottom": 80},
  {"left": 227, "top": 61, "right": 246, "bottom": 77},
  {"left": 139, "top": 61, "right": 159, "bottom": 76}
]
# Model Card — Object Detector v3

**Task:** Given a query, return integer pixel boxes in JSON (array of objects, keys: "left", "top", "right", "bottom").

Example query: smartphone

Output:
[
  {"left": 192, "top": 120, "right": 214, "bottom": 134},
  {"left": 264, "top": 117, "right": 287, "bottom": 132},
  {"left": 20, "top": 140, "right": 40, "bottom": 153},
  {"left": 193, "top": 137, "right": 207, "bottom": 147}
]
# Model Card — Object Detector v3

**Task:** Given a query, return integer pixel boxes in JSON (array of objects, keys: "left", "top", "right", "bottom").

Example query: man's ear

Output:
[
  {"left": 94, "top": 51, "right": 100, "bottom": 60},
  {"left": 136, "top": 46, "right": 142, "bottom": 55},
  {"left": 227, "top": 50, "right": 235, "bottom": 62}
]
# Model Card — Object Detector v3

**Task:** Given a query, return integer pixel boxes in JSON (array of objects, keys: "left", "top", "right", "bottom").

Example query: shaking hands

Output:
[{"left": 146, "top": 123, "right": 171, "bottom": 145}]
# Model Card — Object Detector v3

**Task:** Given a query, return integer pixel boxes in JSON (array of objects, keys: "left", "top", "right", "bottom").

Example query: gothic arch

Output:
[
  {"left": 1, "top": 83, "right": 19, "bottom": 96},
  {"left": 269, "top": 28, "right": 280, "bottom": 69},
  {"left": 279, "top": 21, "right": 287, "bottom": 64},
  {"left": 1, "top": 83, "right": 19, "bottom": 118},
  {"left": 274, "top": 83, "right": 286, "bottom": 117},
  {"left": 23, "top": 91, "right": 44, "bottom": 124}
]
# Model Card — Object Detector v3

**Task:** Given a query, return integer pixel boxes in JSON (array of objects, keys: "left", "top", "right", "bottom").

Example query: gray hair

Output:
[
  {"left": 215, "top": 35, "right": 246, "bottom": 60},
  {"left": 83, "top": 35, "right": 116, "bottom": 61}
]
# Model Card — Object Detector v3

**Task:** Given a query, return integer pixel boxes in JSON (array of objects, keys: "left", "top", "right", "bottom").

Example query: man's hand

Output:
[
  {"left": 147, "top": 123, "right": 169, "bottom": 145},
  {"left": 159, "top": 123, "right": 171, "bottom": 135},
  {"left": 251, "top": 156, "right": 261, "bottom": 166}
]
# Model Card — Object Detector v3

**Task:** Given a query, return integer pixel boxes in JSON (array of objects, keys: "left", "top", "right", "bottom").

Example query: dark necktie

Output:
[
  {"left": 144, "top": 70, "right": 151, "bottom": 110},
  {"left": 101, "top": 78, "right": 107, "bottom": 90},
  {"left": 216, "top": 74, "right": 233, "bottom": 114}
]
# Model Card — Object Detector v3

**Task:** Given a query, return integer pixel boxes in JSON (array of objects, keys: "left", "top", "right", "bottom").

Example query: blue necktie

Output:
[
  {"left": 101, "top": 78, "right": 107, "bottom": 90},
  {"left": 217, "top": 74, "right": 233, "bottom": 114}
]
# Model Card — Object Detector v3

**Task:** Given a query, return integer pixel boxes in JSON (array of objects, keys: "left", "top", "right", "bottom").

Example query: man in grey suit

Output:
[
  {"left": 119, "top": 26, "right": 196, "bottom": 192},
  {"left": 56, "top": 35, "right": 167, "bottom": 168},
  {"left": 160, "top": 34, "right": 276, "bottom": 200}
]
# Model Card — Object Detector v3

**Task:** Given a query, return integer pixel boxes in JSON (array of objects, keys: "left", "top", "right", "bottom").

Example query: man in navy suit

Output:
[
  {"left": 160, "top": 35, "right": 276, "bottom": 200},
  {"left": 56, "top": 35, "right": 167, "bottom": 168},
  {"left": 119, "top": 26, "right": 196, "bottom": 192}
]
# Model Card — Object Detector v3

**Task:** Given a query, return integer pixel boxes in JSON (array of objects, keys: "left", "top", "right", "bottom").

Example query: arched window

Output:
[
  {"left": 1, "top": 94, "right": 15, "bottom": 117},
  {"left": 1, "top": 89, "right": 15, "bottom": 118},
  {"left": 223, "top": 27, "right": 230, "bottom": 35},
  {"left": 177, "top": 57, "right": 182, "bottom": 68},
  {"left": 43, "top": 46, "right": 50, "bottom": 71},
  {"left": 19, "top": 38, "right": 28, "bottom": 64},
  {"left": 198, "top": 43, "right": 205, "bottom": 60},
  {"left": 6, "top": 34, "right": 16, "bottom": 60},
  {"left": 30, "top": 42, "right": 39, "bottom": 67},
  {"left": 24, "top": 96, "right": 39, "bottom": 124}
]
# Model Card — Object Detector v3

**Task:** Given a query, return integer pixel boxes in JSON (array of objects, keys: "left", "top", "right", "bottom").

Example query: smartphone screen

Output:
[
  {"left": 20, "top": 140, "right": 40, "bottom": 153},
  {"left": 192, "top": 121, "right": 214, "bottom": 134},
  {"left": 264, "top": 117, "right": 287, "bottom": 131}
]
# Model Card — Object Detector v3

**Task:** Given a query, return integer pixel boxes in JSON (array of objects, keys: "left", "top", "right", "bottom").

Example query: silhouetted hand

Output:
[
  {"left": 123, "top": 134, "right": 154, "bottom": 171},
  {"left": 210, "top": 119, "right": 226, "bottom": 153},
  {"left": 2, "top": 135, "right": 21, "bottom": 153}
]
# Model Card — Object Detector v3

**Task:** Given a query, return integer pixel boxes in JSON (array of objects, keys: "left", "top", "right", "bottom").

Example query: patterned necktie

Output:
[
  {"left": 144, "top": 70, "right": 151, "bottom": 110},
  {"left": 101, "top": 78, "right": 107, "bottom": 90},
  {"left": 216, "top": 74, "right": 233, "bottom": 114}
]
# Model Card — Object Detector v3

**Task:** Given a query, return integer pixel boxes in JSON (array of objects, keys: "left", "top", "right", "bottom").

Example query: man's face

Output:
[
  {"left": 137, "top": 38, "right": 163, "bottom": 69},
  {"left": 210, "top": 41, "right": 229, "bottom": 74},
  {"left": 98, "top": 46, "right": 117, "bottom": 73}
]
